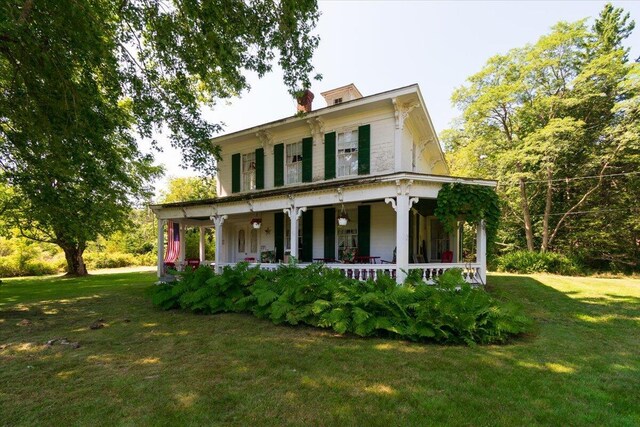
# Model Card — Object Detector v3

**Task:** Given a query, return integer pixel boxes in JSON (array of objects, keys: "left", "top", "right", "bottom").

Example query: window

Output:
[
  {"left": 238, "top": 229, "right": 245, "bottom": 253},
  {"left": 285, "top": 142, "right": 303, "bottom": 184},
  {"left": 337, "top": 209, "right": 358, "bottom": 260},
  {"left": 337, "top": 129, "right": 358, "bottom": 177},
  {"left": 242, "top": 152, "right": 256, "bottom": 191},
  {"left": 250, "top": 228, "right": 258, "bottom": 253},
  {"left": 334, "top": 98, "right": 343, "bottom": 105}
]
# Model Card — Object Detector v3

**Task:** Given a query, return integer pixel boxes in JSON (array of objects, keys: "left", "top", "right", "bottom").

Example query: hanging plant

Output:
[{"left": 435, "top": 183, "right": 501, "bottom": 253}]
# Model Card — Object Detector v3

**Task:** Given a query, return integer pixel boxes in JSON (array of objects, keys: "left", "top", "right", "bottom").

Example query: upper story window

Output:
[
  {"left": 337, "top": 129, "right": 358, "bottom": 177},
  {"left": 333, "top": 98, "right": 343, "bottom": 105},
  {"left": 286, "top": 142, "right": 303, "bottom": 184},
  {"left": 242, "top": 152, "right": 256, "bottom": 191}
]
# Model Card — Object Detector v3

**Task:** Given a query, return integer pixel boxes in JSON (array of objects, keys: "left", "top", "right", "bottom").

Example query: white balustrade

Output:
[{"left": 203, "top": 262, "right": 483, "bottom": 285}]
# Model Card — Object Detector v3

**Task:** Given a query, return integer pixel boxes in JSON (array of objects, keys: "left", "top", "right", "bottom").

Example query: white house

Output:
[{"left": 150, "top": 84, "right": 495, "bottom": 284}]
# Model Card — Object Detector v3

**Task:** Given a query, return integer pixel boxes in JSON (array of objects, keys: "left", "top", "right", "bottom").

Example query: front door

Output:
[{"left": 236, "top": 225, "right": 259, "bottom": 262}]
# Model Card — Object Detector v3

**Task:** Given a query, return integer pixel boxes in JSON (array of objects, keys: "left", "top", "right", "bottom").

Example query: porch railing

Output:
[{"left": 211, "top": 262, "right": 483, "bottom": 284}]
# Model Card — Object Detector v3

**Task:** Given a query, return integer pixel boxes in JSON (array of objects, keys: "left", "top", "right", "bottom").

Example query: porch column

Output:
[
  {"left": 284, "top": 206, "right": 307, "bottom": 262},
  {"left": 178, "top": 223, "right": 186, "bottom": 264},
  {"left": 476, "top": 220, "right": 487, "bottom": 284},
  {"left": 156, "top": 218, "right": 165, "bottom": 278},
  {"left": 199, "top": 226, "right": 206, "bottom": 262},
  {"left": 212, "top": 215, "right": 228, "bottom": 274},
  {"left": 386, "top": 195, "right": 415, "bottom": 284}
]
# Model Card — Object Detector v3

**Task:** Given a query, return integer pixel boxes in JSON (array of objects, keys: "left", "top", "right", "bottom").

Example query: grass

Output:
[{"left": 1, "top": 272, "right": 639, "bottom": 426}]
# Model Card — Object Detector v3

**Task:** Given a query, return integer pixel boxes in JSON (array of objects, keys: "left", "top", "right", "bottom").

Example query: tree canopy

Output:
[
  {"left": 444, "top": 4, "right": 640, "bottom": 269},
  {"left": 0, "top": 0, "right": 321, "bottom": 274}
]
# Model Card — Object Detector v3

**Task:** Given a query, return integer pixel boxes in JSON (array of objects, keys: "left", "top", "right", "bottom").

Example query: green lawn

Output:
[{"left": 1, "top": 272, "right": 639, "bottom": 426}]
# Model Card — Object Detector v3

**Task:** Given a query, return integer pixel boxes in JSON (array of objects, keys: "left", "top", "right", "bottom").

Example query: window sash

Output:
[
  {"left": 285, "top": 142, "right": 303, "bottom": 184},
  {"left": 337, "top": 130, "right": 358, "bottom": 177},
  {"left": 242, "top": 152, "right": 256, "bottom": 191}
]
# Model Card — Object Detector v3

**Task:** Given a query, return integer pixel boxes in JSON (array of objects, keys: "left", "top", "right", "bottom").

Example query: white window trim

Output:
[{"left": 336, "top": 129, "right": 359, "bottom": 178}]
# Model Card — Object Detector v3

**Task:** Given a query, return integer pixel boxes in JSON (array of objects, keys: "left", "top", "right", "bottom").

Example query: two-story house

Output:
[{"left": 151, "top": 84, "right": 495, "bottom": 283}]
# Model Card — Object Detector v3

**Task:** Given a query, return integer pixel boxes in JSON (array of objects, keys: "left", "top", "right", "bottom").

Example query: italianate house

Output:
[{"left": 151, "top": 84, "right": 495, "bottom": 283}]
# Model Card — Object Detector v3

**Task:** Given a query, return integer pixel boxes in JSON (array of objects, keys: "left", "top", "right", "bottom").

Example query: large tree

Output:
[
  {"left": 0, "top": 0, "right": 320, "bottom": 275},
  {"left": 444, "top": 4, "right": 640, "bottom": 269}
]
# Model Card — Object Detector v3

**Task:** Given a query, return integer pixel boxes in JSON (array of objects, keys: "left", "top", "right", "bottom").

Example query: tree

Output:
[
  {"left": 445, "top": 4, "right": 640, "bottom": 269},
  {"left": 0, "top": 0, "right": 320, "bottom": 275},
  {"left": 159, "top": 176, "right": 218, "bottom": 203}
]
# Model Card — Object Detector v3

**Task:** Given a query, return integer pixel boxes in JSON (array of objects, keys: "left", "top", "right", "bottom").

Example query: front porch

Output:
[{"left": 152, "top": 173, "right": 490, "bottom": 284}]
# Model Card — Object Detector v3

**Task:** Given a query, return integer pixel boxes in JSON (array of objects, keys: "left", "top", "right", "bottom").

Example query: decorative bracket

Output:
[
  {"left": 392, "top": 98, "right": 420, "bottom": 130},
  {"left": 256, "top": 130, "right": 274, "bottom": 152},
  {"left": 395, "top": 179, "right": 402, "bottom": 195},
  {"left": 210, "top": 214, "right": 228, "bottom": 228},
  {"left": 306, "top": 117, "right": 324, "bottom": 142},
  {"left": 296, "top": 206, "right": 307, "bottom": 220},
  {"left": 405, "top": 179, "right": 414, "bottom": 195},
  {"left": 385, "top": 197, "right": 397, "bottom": 212},
  {"left": 409, "top": 197, "right": 419, "bottom": 210}
]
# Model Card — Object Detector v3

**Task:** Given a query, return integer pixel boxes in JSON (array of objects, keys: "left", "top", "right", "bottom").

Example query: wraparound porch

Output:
[{"left": 151, "top": 173, "right": 490, "bottom": 284}]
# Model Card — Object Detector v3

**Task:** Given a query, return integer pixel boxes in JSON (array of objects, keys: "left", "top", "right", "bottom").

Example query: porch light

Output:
[{"left": 250, "top": 218, "right": 262, "bottom": 229}]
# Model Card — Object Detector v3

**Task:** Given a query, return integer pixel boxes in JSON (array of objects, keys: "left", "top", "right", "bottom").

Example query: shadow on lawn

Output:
[{"left": 1, "top": 273, "right": 639, "bottom": 425}]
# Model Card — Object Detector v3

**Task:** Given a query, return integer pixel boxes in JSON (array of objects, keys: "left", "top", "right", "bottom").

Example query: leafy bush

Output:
[
  {"left": 150, "top": 264, "right": 531, "bottom": 345},
  {"left": 495, "top": 251, "right": 581, "bottom": 275}
]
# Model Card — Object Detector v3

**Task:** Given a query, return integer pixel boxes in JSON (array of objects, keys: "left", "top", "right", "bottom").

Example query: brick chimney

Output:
[{"left": 296, "top": 89, "right": 314, "bottom": 113}]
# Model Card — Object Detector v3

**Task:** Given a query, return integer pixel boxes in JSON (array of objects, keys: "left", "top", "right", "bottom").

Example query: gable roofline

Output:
[
  {"left": 412, "top": 85, "right": 449, "bottom": 175},
  {"left": 211, "top": 83, "right": 420, "bottom": 144},
  {"left": 319, "top": 83, "right": 363, "bottom": 99}
]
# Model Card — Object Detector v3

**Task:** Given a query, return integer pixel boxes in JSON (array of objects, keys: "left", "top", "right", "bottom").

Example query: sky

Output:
[{"left": 151, "top": 0, "right": 640, "bottom": 197}]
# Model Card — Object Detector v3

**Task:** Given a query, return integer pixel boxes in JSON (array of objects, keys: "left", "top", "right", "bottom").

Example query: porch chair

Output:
[
  {"left": 441, "top": 251, "right": 453, "bottom": 263},
  {"left": 380, "top": 248, "right": 397, "bottom": 280}
]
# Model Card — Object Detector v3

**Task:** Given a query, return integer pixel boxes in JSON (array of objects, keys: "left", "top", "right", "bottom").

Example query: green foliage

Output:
[
  {"left": 158, "top": 177, "right": 217, "bottom": 203},
  {"left": 150, "top": 264, "right": 531, "bottom": 345},
  {"left": 495, "top": 251, "right": 581, "bottom": 275},
  {"left": 435, "top": 183, "right": 501, "bottom": 253},
  {"left": 444, "top": 4, "right": 640, "bottom": 270},
  {"left": 0, "top": 0, "right": 320, "bottom": 274}
]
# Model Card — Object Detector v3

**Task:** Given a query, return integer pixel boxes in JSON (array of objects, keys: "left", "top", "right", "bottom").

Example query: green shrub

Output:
[
  {"left": 495, "top": 251, "right": 581, "bottom": 275},
  {"left": 150, "top": 264, "right": 531, "bottom": 345},
  {"left": 0, "top": 256, "right": 58, "bottom": 277}
]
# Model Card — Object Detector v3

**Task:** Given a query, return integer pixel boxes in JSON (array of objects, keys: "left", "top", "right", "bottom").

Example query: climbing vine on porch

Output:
[{"left": 435, "top": 183, "right": 500, "bottom": 253}]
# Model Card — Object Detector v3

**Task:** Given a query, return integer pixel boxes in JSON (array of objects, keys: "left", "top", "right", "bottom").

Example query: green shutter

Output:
[
  {"left": 324, "top": 132, "right": 336, "bottom": 180},
  {"left": 358, "top": 205, "right": 371, "bottom": 257},
  {"left": 274, "top": 212, "right": 284, "bottom": 261},
  {"left": 274, "top": 143, "right": 284, "bottom": 187},
  {"left": 231, "top": 153, "right": 241, "bottom": 193},
  {"left": 301, "top": 209, "right": 313, "bottom": 262},
  {"left": 302, "top": 137, "right": 313, "bottom": 182},
  {"left": 324, "top": 208, "right": 335, "bottom": 260},
  {"left": 358, "top": 124, "right": 370, "bottom": 175},
  {"left": 255, "top": 148, "right": 264, "bottom": 189}
]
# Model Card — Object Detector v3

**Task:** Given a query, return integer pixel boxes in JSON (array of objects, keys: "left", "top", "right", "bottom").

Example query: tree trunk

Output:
[
  {"left": 517, "top": 166, "right": 535, "bottom": 251},
  {"left": 541, "top": 167, "right": 553, "bottom": 252},
  {"left": 62, "top": 244, "right": 88, "bottom": 276}
]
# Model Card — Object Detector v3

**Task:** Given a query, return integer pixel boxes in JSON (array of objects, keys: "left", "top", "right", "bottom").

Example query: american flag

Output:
[{"left": 164, "top": 221, "right": 180, "bottom": 263}]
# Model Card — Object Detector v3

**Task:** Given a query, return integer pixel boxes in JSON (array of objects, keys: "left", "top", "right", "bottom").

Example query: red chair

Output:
[
  {"left": 441, "top": 251, "right": 453, "bottom": 263},
  {"left": 186, "top": 259, "right": 200, "bottom": 269}
]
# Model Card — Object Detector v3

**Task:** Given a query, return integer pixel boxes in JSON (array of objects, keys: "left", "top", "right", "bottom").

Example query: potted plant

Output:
[
  {"left": 250, "top": 218, "right": 262, "bottom": 229},
  {"left": 260, "top": 250, "right": 276, "bottom": 263}
]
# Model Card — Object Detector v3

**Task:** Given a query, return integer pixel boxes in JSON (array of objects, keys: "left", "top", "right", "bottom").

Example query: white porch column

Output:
[
  {"left": 476, "top": 220, "right": 487, "bottom": 284},
  {"left": 386, "top": 194, "right": 417, "bottom": 284},
  {"left": 178, "top": 223, "right": 186, "bottom": 264},
  {"left": 199, "top": 226, "right": 206, "bottom": 262},
  {"left": 156, "top": 219, "right": 165, "bottom": 278},
  {"left": 284, "top": 206, "right": 307, "bottom": 262},
  {"left": 212, "top": 215, "right": 227, "bottom": 274}
]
